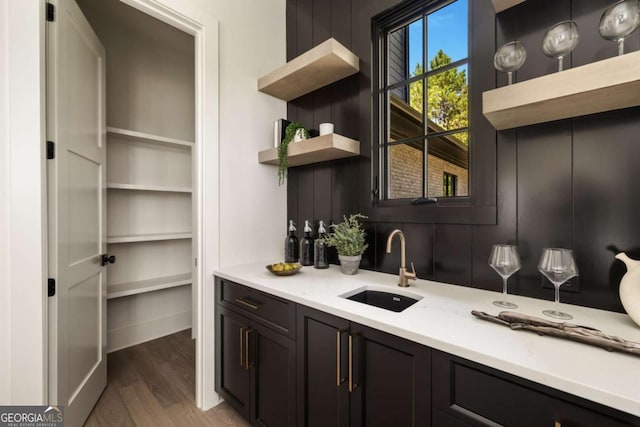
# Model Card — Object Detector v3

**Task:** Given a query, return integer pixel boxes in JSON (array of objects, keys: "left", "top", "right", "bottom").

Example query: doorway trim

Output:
[{"left": 108, "top": 0, "right": 220, "bottom": 410}]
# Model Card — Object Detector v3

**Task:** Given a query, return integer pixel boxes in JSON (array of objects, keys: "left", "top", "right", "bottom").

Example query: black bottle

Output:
[
  {"left": 299, "top": 220, "right": 314, "bottom": 266},
  {"left": 314, "top": 220, "right": 329, "bottom": 269},
  {"left": 284, "top": 220, "right": 299, "bottom": 263}
]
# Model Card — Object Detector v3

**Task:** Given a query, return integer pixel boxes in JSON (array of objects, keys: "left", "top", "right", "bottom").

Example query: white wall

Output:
[
  {"left": 1, "top": 0, "right": 286, "bottom": 408},
  {"left": 212, "top": 0, "right": 288, "bottom": 267},
  {"left": 0, "top": 0, "right": 48, "bottom": 404},
  {"left": 0, "top": 0, "right": 10, "bottom": 404}
]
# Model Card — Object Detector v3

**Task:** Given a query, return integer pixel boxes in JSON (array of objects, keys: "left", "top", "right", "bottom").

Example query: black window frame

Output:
[{"left": 368, "top": 0, "right": 497, "bottom": 225}]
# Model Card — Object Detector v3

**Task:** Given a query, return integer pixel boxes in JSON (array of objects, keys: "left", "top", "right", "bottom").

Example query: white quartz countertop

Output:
[{"left": 213, "top": 263, "right": 640, "bottom": 417}]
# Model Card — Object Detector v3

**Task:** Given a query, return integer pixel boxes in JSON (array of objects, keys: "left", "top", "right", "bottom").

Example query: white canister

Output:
[{"left": 319, "top": 123, "right": 334, "bottom": 136}]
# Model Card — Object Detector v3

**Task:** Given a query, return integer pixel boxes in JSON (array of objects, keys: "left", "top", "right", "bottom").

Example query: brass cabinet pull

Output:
[
  {"left": 244, "top": 328, "right": 253, "bottom": 370},
  {"left": 239, "top": 327, "right": 247, "bottom": 367},
  {"left": 555, "top": 423, "right": 561, "bottom": 427},
  {"left": 348, "top": 335, "right": 358, "bottom": 392},
  {"left": 235, "top": 296, "right": 264, "bottom": 310},
  {"left": 336, "top": 330, "right": 346, "bottom": 386}
]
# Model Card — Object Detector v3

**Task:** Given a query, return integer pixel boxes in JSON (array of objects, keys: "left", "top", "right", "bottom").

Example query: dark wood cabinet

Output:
[
  {"left": 297, "top": 305, "right": 431, "bottom": 427},
  {"left": 217, "top": 278, "right": 640, "bottom": 427},
  {"left": 215, "top": 279, "right": 296, "bottom": 427},
  {"left": 432, "top": 350, "right": 639, "bottom": 427}
]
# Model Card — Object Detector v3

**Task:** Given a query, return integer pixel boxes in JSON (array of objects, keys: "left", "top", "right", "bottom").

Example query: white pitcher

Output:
[{"left": 615, "top": 252, "right": 640, "bottom": 328}]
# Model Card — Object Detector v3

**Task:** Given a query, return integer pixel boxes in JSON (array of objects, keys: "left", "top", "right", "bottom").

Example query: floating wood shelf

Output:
[
  {"left": 492, "top": 0, "right": 526, "bottom": 13},
  {"left": 258, "top": 38, "right": 359, "bottom": 101},
  {"left": 107, "top": 183, "right": 192, "bottom": 193},
  {"left": 258, "top": 133, "right": 359, "bottom": 167},
  {"left": 107, "top": 273, "right": 191, "bottom": 299},
  {"left": 483, "top": 50, "right": 640, "bottom": 130},
  {"left": 107, "top": 127, "right": 194, "bottom": 148},
  {"left": 107, "top": 232, "right": 192, "bottom": 244}
]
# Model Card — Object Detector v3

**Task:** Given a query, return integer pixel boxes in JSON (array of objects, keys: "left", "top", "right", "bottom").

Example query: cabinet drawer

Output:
[
  {"left": 216, "top": 278, "right": 296, "bottom": 338},
  {"left": 432, "top": 351, "right": 637, "bottom": 427}
]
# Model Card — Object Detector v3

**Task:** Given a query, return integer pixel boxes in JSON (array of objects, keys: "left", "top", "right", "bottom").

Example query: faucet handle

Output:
[{"left": 407, "top": 262, "right": 417, "bottom": 280}]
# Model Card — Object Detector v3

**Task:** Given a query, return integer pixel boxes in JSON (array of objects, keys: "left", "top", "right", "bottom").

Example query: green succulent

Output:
[
  {"left": 278, "top": 122, "right": 309, "bottom": 186},
  {"left": 321, "top": 214, "right": 369, "bottom": 256}
]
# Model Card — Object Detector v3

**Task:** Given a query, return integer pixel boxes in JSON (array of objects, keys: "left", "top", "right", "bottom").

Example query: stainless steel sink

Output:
[{"left": 342, "top": 288, "right": 421, "bottom": 312}]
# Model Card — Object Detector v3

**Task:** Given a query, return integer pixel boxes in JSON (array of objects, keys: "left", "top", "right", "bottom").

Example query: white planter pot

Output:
[{"left": 338, "top": 254, "right": 362, "bottom": 275}]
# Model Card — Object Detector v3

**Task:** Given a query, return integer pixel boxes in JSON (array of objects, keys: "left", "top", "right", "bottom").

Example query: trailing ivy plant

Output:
[
  {"left": 320, "top": 214, "right": 369, "bottom": 257},
  {"left": 278, "top": 122, "right": 309, "bottom": 186}
]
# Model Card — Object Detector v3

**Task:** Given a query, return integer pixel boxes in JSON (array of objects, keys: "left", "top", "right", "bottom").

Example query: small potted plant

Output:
[
  {"left": 322, "top": 214, "right": 368, "bottom": 275},
  {"left": 278, "top": 122, "right": 309, "bottom": 185}
]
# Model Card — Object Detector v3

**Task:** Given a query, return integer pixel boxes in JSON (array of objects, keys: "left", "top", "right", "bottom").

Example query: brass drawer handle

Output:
[
  {"left": 555, "top": 423, "right": 561, "bottom": 427},
  {"left": 245, "top": 328, "right": 254, "bottom": 370},
  {"left": 336, "top": 330, "right": 346, "bottom": 386},
  {"left": 235, "top": 296, "right": 264, "bottom": 310},
  {"left": 348, "top": 335, "right": 358, "bottom": 392},
  {"left": 239, "top": 327, "right": 247, "bottom": 367}
]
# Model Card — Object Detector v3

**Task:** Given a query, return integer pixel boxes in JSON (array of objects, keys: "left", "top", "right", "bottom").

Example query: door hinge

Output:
[
  {"left": 195, "top": 257, "right": 198, "bottom": 267},
  {"left": 46, "top": 3, "right": 55, "bottom": 22},
  {"left": 48, "top": 278, "right": 56, "bottom": 297},
  {"left": 47, "top": 141, "right": 55, "bottom": 159}
]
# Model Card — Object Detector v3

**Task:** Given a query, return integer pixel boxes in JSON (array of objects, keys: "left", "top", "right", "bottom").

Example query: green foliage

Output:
[
  {"left": 321, "top": 214, "right": 369, "bottom": 256},
  {"left": 408, "top": 49, "right": 468, "bottom": 144},
  {"left": 278, "top": 122, "right": 309, "bottom": 186}
]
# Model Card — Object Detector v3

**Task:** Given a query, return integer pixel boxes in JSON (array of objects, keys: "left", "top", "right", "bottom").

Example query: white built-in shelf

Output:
[
  {"left": 258, "top": 38, "right": 359, "bottom": 102},
  {"left": 107, "top": 272, "right": 191, "bottom": 299},
  {"left": 483, "top": 50, "right": 640, "bottom": 130},
  {"left": 107, "top": 232, "right": 192, "bottom": 244},
  {"left": 107, "top": 183, "right": 192, "bottom": 193},
  {"left": 258, "top": 133, "right": 360, "bottom": 167},
  {"left": 107, "top": 127, "right": 194, "bottom": 148},
  {"left": 492, "top": 0, "right": 526, "bottom": 13}
]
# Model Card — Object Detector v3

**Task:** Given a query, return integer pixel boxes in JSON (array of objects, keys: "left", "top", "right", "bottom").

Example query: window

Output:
[
  {"left": 375, "top": 0, "right": 469, "bottom": 202},
  {"left": 443, "top": 172, "right": 457, "bottom": 197}
]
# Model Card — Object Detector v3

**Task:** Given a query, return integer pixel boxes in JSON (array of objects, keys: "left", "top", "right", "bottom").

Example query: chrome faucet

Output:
[{"left": 386, "top": 229, "right": 416, "bottom": 287}]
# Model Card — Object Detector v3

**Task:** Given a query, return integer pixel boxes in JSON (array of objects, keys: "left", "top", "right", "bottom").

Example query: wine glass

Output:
[
  {"left": 599, "top": 0, "right": 640, "bottom": 56},
  {"left": 538, "top": 248, "right": 579, "bottom": 320},
  {"left": 542, "top": 21, "right": 580, "bottom": 72},
  {"left": 494, "top": 41, "right": 527, "bottom": 85},
  {"left": 489, "top": 244, "right": 521, "bottom": 309}
]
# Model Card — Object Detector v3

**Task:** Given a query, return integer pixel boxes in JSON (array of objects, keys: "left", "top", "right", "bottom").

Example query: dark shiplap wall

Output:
[{"left": 285, "top": 0, "right": 640, "bottom": 312}]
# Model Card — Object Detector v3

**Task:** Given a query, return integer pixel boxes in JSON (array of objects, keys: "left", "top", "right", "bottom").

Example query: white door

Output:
[{"left": 47, "top": 0, "right": 107, "bottom": 425}]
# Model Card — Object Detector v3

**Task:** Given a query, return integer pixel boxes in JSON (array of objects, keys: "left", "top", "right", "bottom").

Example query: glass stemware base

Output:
[
  {"left": 493, "top": 300, "right": 517, "bottom": 309},
  {"left": 543, "top": 308, "right": 572, "bottom": 320}
]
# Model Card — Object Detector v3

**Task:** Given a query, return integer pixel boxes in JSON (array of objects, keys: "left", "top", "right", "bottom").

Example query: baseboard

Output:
[{"left": 107, "top": 309, "right": 192, "bottom": 353}]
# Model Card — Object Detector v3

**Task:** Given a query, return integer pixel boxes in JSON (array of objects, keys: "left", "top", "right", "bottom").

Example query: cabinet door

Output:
[
  {"left": 350, "top": 323, "right": 431, "bottom": 427},
  {"left": 251, "top": 321, "right": 297, "bottom": 427},
  {"left": 297, "top": 306, "right": 351, "bottom": 427},
  {"left": 215, "top": 306, "right": 252, "bottom": 421}
]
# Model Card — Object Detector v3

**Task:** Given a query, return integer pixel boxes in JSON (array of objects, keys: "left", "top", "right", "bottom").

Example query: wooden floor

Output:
[{"left": 85, "top": 329, "right": 249, "bottom": 427}]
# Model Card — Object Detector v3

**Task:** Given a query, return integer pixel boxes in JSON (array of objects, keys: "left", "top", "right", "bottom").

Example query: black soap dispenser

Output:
[
  {"left": 300, "top": 220, "right": 314, "bottom": 266},
  {"left": 314, "top": 220, "right": 329, "bottom": 269},
  {"left": 285, "top": 220, "right": 299, "bottom": 263}
]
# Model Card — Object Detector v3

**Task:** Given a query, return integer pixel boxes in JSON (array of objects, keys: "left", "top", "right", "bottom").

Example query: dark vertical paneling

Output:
[
  {"left": 517, "top": 121, "right": 573, "bottom": 301},
  {"left": 297, "top": 166, "right": 315, "bottom": 237},
  {"left": 515, "top": 0, "right": 570, "bottom": 80},
  {"left": 313, "top": 165, "right": 332, "bottom": 228},
  {"left": 286, "top": 0, "right": 297, "bottom": 61},
  {"left": 572, "top": 0, "right": 640, "bottom": 66},
  {"left": 472, "top": 128, "right": 518, "bottom": 293},
  {"left": 572, "top": 108, "right": 640, "bottom": 312},
  {"left": 469, "top": 0, "right": 497, "bottom": 207},
  {"left": 434, "top": 225, "right": 472, "bottom": 286},
  {"left": 285, "top": 0, "right": 635, "bottom": 312},
  {"left": 472, "top": 10, "right": 518, "bottom": 294},
  {"left": 296, "top": 0, "right": 313, "bottom": 54}
]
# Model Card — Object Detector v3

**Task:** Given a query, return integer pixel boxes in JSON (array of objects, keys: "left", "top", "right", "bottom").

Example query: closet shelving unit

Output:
[{"left": 106, "top": 127, "right": 193, "bottom": 300}]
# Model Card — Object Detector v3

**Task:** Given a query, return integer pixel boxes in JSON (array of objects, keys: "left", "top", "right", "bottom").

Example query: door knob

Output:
[{"left": 101, "top": 254, "right": 116, "bottom": 266}]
